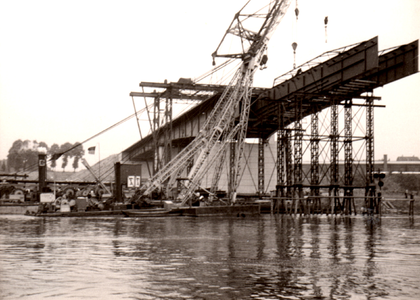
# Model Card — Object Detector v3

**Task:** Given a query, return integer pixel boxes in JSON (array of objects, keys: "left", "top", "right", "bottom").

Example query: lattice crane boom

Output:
[{"left": 141, "top": 0, "right": 292, "bottom": 203}]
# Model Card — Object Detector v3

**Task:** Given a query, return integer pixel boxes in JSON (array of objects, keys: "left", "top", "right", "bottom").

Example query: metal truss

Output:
[
  {"left": 293, "top": 97, "right": 303, "bottom": 213},
  {"left": 258, "top": 135, "right": 265, "bottom": 197},
  {"left": 330, "top": 101, "right": 340, "bottom": 211},
  {"left": 310, "top": 105, "right": 320, "bottom": 191},
  {"left": 276, "top": 103, "right": 286, "bottom": 198},
  {"left": 365, "top": 96, "right": 376, "bottom": 211},
  {"left": 310, "top": 105, "right": 321, "bottom": 212},
  {"left": 164, "top": 92, "right": 173, "bottom": 165},
  {"left": 343, "top": 99, "right": 354, "bottom": 214}
]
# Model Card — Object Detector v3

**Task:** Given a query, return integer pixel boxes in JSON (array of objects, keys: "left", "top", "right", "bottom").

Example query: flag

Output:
[{"left": 88, "top": 146, "right": 96, "bottom": 155}]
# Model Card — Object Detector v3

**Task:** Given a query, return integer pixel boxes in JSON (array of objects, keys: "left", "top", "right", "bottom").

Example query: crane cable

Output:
[
  {"left": 292, "top": 0, "right": 299, "bottom": 69},
  {"left": 193, "top": 59, "right": 235, "bottom": 84},
  {"left": 48, "top": 106, "right": 150, "bottom": 162}
]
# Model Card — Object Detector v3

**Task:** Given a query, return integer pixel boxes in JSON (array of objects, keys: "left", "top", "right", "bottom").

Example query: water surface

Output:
[{"left": 1, "top": 214, "right": 419, "bottom": 299}]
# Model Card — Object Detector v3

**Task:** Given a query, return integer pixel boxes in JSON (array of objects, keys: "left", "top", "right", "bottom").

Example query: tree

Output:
[
  {"left": 7, "top": 140, "right": 24, "bottom": 171},
  {"left": 61, "top": 155, "right": 68, "bottom": 172},
  {"left": 72, "top": 156, "right": 80, "bottom": 172},
  {"left": 7, "top": 139, "right": 87, "bottom": 172},
  {"left": 69, "top": 143, "right": 84, "bottom": 172},
  {"left": 392, "top": 174, "right": 420, "bottom": 193},
  {"left": 38, "top": 141, "right": 48, "bottom": 149},
  {"left": 21, "top": 149, "right": 38, "bottom": 171},
  {"left": 60, "top": 142, "right": 73, "bottom": 172},
  {"left": 7, "top": 139, "right": 49, "bottom": 172},
  {"left": 49, "top": 143, "right": 60, "bottom": 169}
]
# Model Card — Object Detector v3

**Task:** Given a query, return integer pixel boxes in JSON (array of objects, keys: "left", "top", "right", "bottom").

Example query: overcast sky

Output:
[{"left": 1, "top": 0, "right": 419, "bottom": 169}]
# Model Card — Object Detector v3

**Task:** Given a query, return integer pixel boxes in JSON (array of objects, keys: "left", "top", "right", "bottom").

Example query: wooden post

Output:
[
  {"left": 330, "top": 190, "right": 335, "bottom": 215},
  {"left": 352, "top": 198, "right": 357, "bottom": 215},
  {"left": 271, "top": 199, "right": 273, "bottom": 214},
  {"left": 409, "top": 194, "right": 414, "bottom": 216},
  {"left": 114, "top": 162, "right": 122, "bottom": 203}
]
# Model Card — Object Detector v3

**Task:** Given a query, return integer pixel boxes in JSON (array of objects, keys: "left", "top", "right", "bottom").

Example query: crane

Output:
[{"left": 139, "top": 0, "right": 292, "bottom": 205}]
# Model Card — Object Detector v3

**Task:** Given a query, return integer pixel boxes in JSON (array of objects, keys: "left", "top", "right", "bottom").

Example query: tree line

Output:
[{"left": 6, "top": 139, "right": 85, "bottom": 172}]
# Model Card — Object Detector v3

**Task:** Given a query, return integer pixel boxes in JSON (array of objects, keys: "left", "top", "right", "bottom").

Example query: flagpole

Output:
[
  {"left": 98, "top": 142, "right": 101, "bottom": 182},
  {"left": 87, "top": 146, "right": 99, "bottom": 183}
]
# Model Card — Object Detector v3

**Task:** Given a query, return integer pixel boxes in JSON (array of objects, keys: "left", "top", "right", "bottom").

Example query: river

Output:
[{"left": 0, "top": 214, "right": 419, "bottom": 300}]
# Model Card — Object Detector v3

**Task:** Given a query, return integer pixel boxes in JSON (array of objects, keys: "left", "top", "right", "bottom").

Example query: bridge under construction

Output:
[{"left": 122, "top": 1, "right": 418, "bottom": 215}]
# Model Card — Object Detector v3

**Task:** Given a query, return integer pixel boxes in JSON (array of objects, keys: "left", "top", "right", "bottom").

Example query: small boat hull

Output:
[
  {"left": 34, "top": 210, "right": 125, "bottom": 217},
  {"left": 122, "top": 208, "right": 182, "bottom": 217}
]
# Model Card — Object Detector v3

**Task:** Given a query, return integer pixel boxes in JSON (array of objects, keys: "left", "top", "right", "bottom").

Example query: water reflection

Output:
[{"left": 0, "top": 215, "right": 419, "bottom": 299}]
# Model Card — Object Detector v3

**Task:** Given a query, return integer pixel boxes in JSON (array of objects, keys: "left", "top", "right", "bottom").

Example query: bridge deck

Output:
[{"left": 124, "top": 37, "right": 418, "bottom": 161}]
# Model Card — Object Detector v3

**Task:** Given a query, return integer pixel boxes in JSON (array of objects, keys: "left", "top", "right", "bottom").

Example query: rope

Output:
[{"left": 49, "top": 106, "right": 150, "bottom": 161}]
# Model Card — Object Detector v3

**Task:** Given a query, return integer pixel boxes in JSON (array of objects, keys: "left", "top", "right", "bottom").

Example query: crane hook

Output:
[
  {"left": 324, "top": 16, "right": 328, "bottom": 43},
  {"left": 292, "top": 42, "right": 298, "bottom": 69}
]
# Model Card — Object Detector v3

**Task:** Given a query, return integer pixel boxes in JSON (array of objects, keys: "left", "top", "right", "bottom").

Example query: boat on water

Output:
[
  {"left": 121, "top": 204, "right": 261, "bottom": 218},
  {"left": 31, "top": 190, "right": 164, "bottom": 217},
  {"left": 34, "top": 207, "right": 175, "bottom": 218},
  {"left": 34, "top": 209, "right": 125, "bottom": 217},
  {"left": 121, "top": 208, "right": 183, "bottom": 218},
  {"left": 18, "top": 172, "right": 264, "bottom": 217},
  {"left": 33, "top": 199, "right": 262, "bottom": 218}
]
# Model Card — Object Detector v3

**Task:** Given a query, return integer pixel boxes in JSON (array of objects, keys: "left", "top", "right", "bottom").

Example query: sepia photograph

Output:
[{"left": 1, "top": 0, "right": 419, "bottom": 299}]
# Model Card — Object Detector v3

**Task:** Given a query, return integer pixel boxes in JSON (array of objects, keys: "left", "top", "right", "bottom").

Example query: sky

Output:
[{"left": 0, "top": 0, "right": 419, "bottom": 170}]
